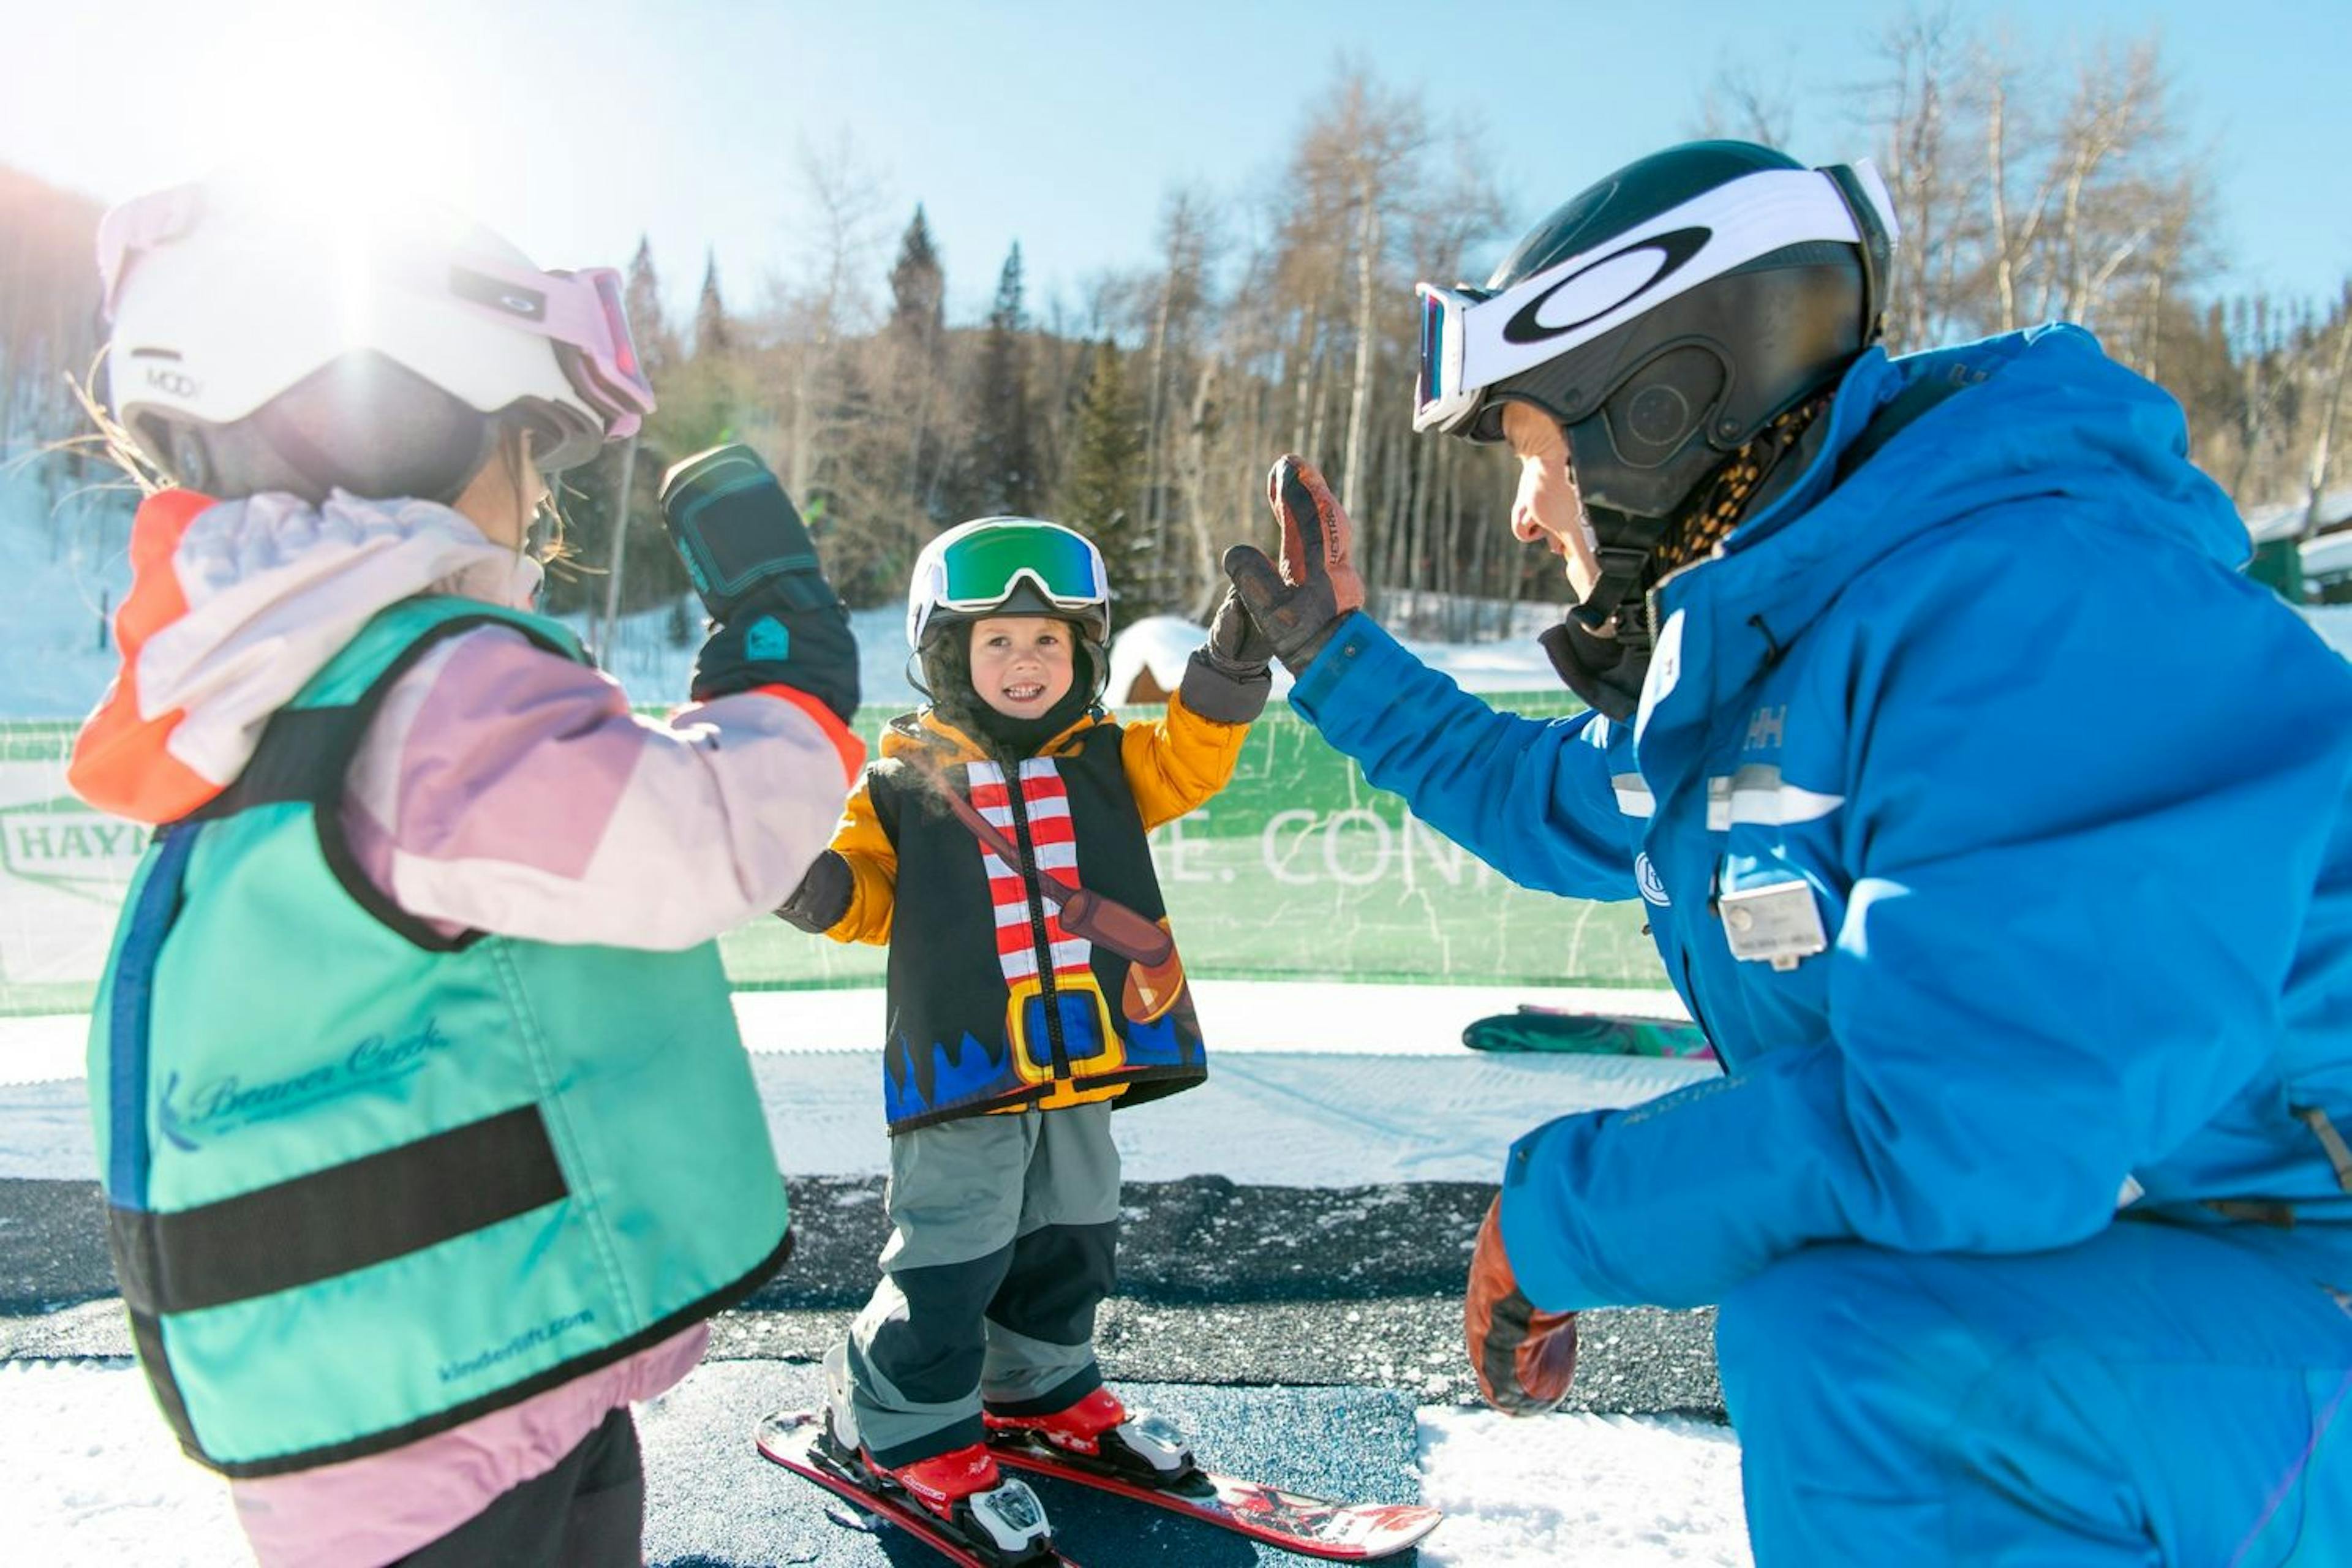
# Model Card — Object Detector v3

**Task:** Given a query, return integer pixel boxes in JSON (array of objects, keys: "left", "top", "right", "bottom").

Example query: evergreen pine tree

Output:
[
  {"left": 1055, "top": 338, "right": 1149, "bottom": 612},
  {"left": 882, "top": 206, "right": 951, "bottom": 523},
  {"left": 958, "top": 243, "right": 1037, "bottom": 517},
  {"left": 693, "top": 249, "right": 733, "bottom": 359},
  {"left": 622, "top": 236, "right": 682, "bottom": 381},
  {"left": 888, "top": 206, "right": 946, "bottom": 350},
  {"left": 546, "top": 237, "right": 680, "bottom": 619}
]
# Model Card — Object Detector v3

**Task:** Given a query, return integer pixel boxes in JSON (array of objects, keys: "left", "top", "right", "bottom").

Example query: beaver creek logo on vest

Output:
[{"left": 157, "top": 1019, "right": 454, "bottom": 1151}]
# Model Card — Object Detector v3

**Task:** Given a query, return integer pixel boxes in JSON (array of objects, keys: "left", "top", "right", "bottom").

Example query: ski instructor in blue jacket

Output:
[{"left": 1224, "top": 140, "right": 2352, "bottom": 1565}]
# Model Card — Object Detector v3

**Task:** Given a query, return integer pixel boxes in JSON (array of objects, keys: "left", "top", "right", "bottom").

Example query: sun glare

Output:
[{"left": 183, "top": 5, "right": 487, "bottom": 219}]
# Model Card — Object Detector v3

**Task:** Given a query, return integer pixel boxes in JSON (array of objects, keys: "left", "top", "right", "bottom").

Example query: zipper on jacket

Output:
[
  {"left": 1678, "top": 948, "right": 1730, "bottom": 1076},
  {"left": 1003, "top": 773, "right": 1072, "bottom": 1084}
]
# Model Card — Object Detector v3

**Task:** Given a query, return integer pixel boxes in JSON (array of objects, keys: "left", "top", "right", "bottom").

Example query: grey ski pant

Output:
[{"left": 840, "top": 1101, "right": 1120, "bottom": 1468}]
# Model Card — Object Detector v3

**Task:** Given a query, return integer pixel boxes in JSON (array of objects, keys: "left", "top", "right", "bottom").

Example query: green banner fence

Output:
[{"left": 0, "top": 696, "right": 1666, "bottom": 1016}]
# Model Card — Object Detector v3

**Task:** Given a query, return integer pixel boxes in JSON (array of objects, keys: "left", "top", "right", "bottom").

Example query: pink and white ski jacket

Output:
[{"left": 72, "top": 488, "right": 862, "bottom": 1567}]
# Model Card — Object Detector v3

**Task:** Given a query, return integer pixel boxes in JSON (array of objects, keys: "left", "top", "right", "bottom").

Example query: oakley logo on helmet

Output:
[{"left": 1501, "top": 228, "right": 1709, "bottom": 347}]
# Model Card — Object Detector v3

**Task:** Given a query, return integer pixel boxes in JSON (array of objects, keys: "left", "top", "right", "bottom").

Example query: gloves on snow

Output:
[
  {"left": 1221, "top": 454, "right": 1366, "bottom": 671},
  {"left": 659, "top": 443, "right": 860, "bottom": 724},
  {"left": 1464, "top": 1196, "right": 1578, "bottom": 1416},
  {"left": 776, "top": 849, "right": 853, "bottom": 933},
  {"left": 1178, "top": 586, "right": 1276, "bottom": 724}
]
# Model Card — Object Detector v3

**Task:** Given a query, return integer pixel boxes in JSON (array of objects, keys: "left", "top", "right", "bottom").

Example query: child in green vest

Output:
[
  {"left": 73, "top": 179, "right": 859, "bottom": 1567},
  {"left": 774, "top": 517, "right": 1273, "bottom": 1562}
]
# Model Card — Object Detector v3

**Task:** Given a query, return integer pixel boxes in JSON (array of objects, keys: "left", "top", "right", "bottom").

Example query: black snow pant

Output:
[{"left": 390, "top": 1406, "right": 644, "bottom": 1568}]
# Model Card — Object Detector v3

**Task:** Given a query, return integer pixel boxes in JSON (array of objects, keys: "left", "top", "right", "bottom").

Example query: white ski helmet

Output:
[
  {"left": 97, "top": 179, "right": 654, "bottom": 503},
  {"left": 905, "top": 516, "right": 1113, "bottom": 701},
  {"left": 905, "top": 517, "right": 1112, "bottom": 652}
]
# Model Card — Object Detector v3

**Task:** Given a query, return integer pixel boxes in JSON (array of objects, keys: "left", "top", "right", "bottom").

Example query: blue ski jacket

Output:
[{"left": 1291, "top": 325, "right": 2352, "bottom": 1313}]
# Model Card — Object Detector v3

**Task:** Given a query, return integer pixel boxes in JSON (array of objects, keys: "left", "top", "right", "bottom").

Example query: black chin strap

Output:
[
  {"left": 1542, "top": 590, "right": 1655, "bottom": 722},
  {"left": 1545, "top": 502, "right": 1664, "bottom": 722},
  {"left": 1568, "top": 503, "right": 1669, "bottom": 639}
]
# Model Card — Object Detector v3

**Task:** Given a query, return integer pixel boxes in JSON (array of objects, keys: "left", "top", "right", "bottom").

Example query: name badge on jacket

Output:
[{"left": 1718, "top": 880, "right": 1828, "bottom": 971}]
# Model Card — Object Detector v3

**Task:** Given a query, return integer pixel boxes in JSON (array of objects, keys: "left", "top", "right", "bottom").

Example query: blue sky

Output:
[{"left": 7, "top": 0, "right": 2346, "bottom": 329}]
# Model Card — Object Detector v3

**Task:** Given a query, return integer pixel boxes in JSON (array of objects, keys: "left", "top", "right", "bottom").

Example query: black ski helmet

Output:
[
  {"left": 1412, "top": 140, "right": 1895, "bottom": 714},
  {"left": 1422, "top": 140, "right": 1891, "bottom": 502}
]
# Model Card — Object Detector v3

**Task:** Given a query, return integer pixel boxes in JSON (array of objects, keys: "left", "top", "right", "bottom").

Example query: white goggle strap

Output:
[
  {"left": 907, "top": 552, "right": 946, "bottom": 649},
  {"left": 1446, "top": 163, "right": 1901, "bottom": 418},
  {"left": 908, "top": 564, "right": 1109, "bottom": 650},
  {"left": 96, "top": 184, "right": 208, "bottom": 319}
]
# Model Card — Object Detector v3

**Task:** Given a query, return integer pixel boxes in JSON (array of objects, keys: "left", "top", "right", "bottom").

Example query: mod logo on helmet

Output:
[
  {"left": 1501, "top": 227, "right": 1709, "bottom": 347},
  {"left": 143, "top": 364, "right": 201, "bottom": 401}
]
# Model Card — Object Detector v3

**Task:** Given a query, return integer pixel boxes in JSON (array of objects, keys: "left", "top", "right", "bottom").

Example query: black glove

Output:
[
  {"left": 777, "top": 849, "right": 853, "bottom": 933},
  {"left": 1178, "top": 586, "right": 1275, "bottom": 723},
  {"left": 1221, "top": 454, "right": 1368, "bottom": 671},
  {"left": 659, "top": 444, "right": 859, "bottom": 723}
]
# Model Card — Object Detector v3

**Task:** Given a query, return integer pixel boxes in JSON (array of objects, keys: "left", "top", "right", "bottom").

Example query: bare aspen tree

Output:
[
  {"left": 1341, "top": 189, "right": 1384, "bottom": 513},
  {"left": 1977, "top": 40, "right": 2064, "bottom": 336},
  {"left": 1869, "top": 8, "right": 1969, "bottom": 351},
  {"left": 778, "top": 130, "right": 889, "bottom": 506},
  {"left": 1142, "top": 187, "right": 1216, "bottom": 562},
  {"left": 2304, "top": 285, "right": 2352, "bottom": 537},
  {"left": 1691, "top": 55, "right": 1799, "bottom": 146},
  {"left": 2230, "top": 298, "right": 2290, "bottom": 499}
]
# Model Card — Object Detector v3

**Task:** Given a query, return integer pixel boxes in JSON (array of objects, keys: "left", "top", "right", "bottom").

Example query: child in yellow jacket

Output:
[{"left": 775, "top": 517, "right": 1270, "bottom": 1561}]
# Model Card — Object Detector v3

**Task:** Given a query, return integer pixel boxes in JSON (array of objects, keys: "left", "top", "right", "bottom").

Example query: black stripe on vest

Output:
[
  {"left": 107, "top": 1104, "right": 567, "bottom": 1316},
  {"left": 187, "top": 606, "right": 578, "bottom": 954},
  {"left": 180, "top": 706, "right": 369, "bottom": 821},
  {"left": 194, "top": 1226, "right": 796, "bottom": 1478}
]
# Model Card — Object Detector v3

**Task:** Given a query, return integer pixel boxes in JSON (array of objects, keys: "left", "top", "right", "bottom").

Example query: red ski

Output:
[
  {"left": 756, "top": 1411, "right": 1080, "bottom": 1568},
  {"left": 989, "top": 1431, "right": 1442, "bottom": 1561}
]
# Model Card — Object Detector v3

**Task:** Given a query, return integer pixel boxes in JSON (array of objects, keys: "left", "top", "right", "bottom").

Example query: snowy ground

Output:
[
  {"left": 1, "top": 981, "right": 1754, "bottom": 1566},
  {"left": 5, "top": 1360, "right": 1749, "bottom": 1568}
]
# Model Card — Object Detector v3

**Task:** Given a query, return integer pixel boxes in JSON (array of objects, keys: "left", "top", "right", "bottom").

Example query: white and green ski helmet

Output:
[
  {"left": 905, "top": 517, "right": 1113, "bottom": 703},
  {"left": 97, "top": 178, "right": 655, "bottom": 504},
  {"left": 905, "top": 516, "right": 1112, "bottom": 652}
]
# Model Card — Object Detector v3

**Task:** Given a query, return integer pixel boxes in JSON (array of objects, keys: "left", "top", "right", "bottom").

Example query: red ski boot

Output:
[
  {"left": 986, "top": 1387, "right": 1197, "bottom": 1487},
  {"left": 838, "top": 1441, "right": 1054, "bottom": 1566},
  {"left": 819, "top": 1359, "right": 1054, "bottom": 1566}
]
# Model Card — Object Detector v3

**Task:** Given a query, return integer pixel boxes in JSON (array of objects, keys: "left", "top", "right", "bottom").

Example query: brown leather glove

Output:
[
  {"left": 1464, "top": 1196, "right": 1578, "bottom": 1415},
  {"left": 1221, "top": 454, "right": 1368, "bottom": 670}
]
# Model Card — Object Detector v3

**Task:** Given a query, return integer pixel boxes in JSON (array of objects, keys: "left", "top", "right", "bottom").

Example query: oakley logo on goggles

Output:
[
  {"left": 444, "top": 258, "right": 654, "bottom": 440},
  {"left": 1414, "top": 162, "right": 1898, "bottom": 434},
  {"left": 912, "top": 521, "right": 1108, "bottom": 646}
]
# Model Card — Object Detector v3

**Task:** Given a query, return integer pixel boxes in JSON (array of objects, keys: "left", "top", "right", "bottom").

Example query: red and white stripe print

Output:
[{"left": 967, "top": 759, "right": 1090, "bottom": 985}]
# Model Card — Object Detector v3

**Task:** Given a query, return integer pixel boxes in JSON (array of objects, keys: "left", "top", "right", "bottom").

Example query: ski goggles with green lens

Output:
[
  {"left": 909, "top": 519, "right": 1110, "bottom": 647},
  {"left": 1414, "top": 161, "right": 1898, "bottom": 436}
]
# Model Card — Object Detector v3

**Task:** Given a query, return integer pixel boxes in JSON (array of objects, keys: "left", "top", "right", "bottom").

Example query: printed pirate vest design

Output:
[{"left": 872, "top": 722, "right": 1207, "bottom": 1132}]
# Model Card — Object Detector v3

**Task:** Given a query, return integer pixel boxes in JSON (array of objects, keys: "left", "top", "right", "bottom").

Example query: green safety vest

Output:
[{"left": 87, "top": 596, "right": 791, "bottom": 1477}]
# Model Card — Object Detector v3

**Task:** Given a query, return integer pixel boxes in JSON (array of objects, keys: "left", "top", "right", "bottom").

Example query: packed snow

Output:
[{"left": 3, "top": 1358, "right": 1750, "bottom": 1567}]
